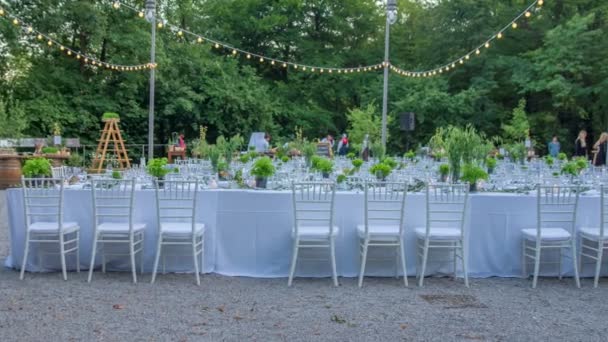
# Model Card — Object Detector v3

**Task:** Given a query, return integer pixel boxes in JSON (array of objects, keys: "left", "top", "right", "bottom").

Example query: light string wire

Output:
[
  {"left": 0, "top": 6, "right": 156, "bottom": 72},
  {"left": 390, "top": 0, "right": 544, "bottom": 78},
  {"left": 113, "top": 1, "right": 385, "bottom": 75}
]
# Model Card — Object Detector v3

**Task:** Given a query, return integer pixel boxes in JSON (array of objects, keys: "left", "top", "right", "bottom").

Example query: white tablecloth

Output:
[{"left": 4, "top": 189, "right": 604, "bottom": 278}]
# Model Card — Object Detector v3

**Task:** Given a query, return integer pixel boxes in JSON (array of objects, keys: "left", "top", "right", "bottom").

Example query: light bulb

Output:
[
  {"left": 475, "top": 49, "right": 481, "bottom": 55},
  {"left": 214, "top": 43, "right": 220, "bottom": 48},
  {"left": 538, "top": 0, "right": 544, "bottom": 6},
  {"left": 512, "top": 22, "right": 518, "bottom": 29},
  {"left": 67, "top": 51, "right": 72, "bottom": 56},
  {"left": 232, "top": 50, "right": 237, "bottom": 55},
  {"left": 47, "top": 41, "right": 52, "bottom": 46},
  {"left": 197, "top": 37, "right": 203, "bottom": 43},
  {"left": 177, "top": 31, "right": 183, "bottom": 36},
  {"left": 259, "top": 57, "right": 264, "bottom": 63},
  {"left": 157, "top": 22, "right": 163, "bottom": 28},
  {"left": 27, "top": 27, "right": 33, "bottom": 33},
  {"left": 485, "top": 42, "right": 490, "bottom": 48},
  {"left": 465, "top": 55, "right": 470, "bottom": 60},
  {"left": 0, "top": 8, "right": 4, "bottom": 16},
  {"left": 12, "top": 18, "right": 18, "bottom": 25},
  {"left": 113, "top": 2, "right": 120, "bottom": 9},
  {"left": 246, "top": 54, "right": 251, "bottom": 59},
  {"left": 139, "top": 12, "right": 144, "bottom": 18},
  {"left": 525, "top": 11, "right": 531, "bottom": 18},
  {"left": 283, "top": 63, "right": 287, "bottom": 68},
  {"left": 497, "top": 32, "right": 503, "bottom": 39},
  {"left": 37, "top": 34, "right": 43, "bottom": 40}
]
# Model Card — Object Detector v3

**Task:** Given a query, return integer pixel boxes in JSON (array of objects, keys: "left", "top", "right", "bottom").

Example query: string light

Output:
[
  {"left": 390, "top": 0, "right": 542, "bottom": 78},
  {"left": 0, "top": 8, "right": 153, "bottom": 73},
  {"left": 112, "top": 0, "right": 383, "bottom": 76}
]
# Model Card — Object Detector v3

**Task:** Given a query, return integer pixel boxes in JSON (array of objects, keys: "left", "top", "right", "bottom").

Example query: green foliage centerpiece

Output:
[
  {"left": 251, "top": 156, "right": 275, "bottom": 189},
  {"left": 147, "top": 158, "right": 170, "bottom": 179},
  {"left": 461, "top": 164, "right": 488, "bottom": 192},
  {"left": 22, "top": 158, "right": 52, "bottom": 178},
  {"left": 370, "top": 162, "right": 392, "bottom": 181}
]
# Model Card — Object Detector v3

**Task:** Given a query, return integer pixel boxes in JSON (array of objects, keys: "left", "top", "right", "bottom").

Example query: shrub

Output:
[{"left": 22, "top": 158, "right": 52, "bottom": 177}]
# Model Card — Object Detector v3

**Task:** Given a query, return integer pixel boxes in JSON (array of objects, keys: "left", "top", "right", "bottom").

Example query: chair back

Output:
[
  {"left": 22, "top": 177, "right": 64, "bottom": 231},
  {"left": 91, "top": 179, "right": 136, "bottom": 232},
  {"left": 536, "top": 185, "right": 579, "bottom": 237},
  {"left": 154, "top": 180, "right": 199, "bottom": 233},
  {"left": 51, "top": 166, "right": 65, "bottom": 179},
  {"left": 424, "top": 183, "right": 469, "bottom": 238},
  {"left": 292, "top": 181, "right": 336, "bottom": 235},
  {"left": 363, "top": 181, "right": 408, "bottom": 236}
]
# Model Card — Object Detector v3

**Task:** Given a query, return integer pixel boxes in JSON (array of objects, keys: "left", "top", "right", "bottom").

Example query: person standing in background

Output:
[
  {"left": 593, "top": 132, "right": 608, "bottom": 166},
  {"left": 337, "top": 134, "right": 349, "bottom": 156},
  {"left": 574, "top": 130, "right": 588, "bottom": 158},
  {"left": 547, "top": 135, "right": 560, "bottom": 157}
]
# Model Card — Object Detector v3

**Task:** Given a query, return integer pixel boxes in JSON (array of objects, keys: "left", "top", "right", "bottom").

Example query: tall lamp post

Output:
[
  {"left": 381, "top": 0, "right": 398, "bottom": 150},
  {"left": 145, "top": 0, "right": 156, "bottom": 161}
]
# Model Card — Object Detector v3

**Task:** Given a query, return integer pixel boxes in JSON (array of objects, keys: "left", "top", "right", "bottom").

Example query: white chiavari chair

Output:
[
  {"left": 289, "top": 181, "right": 339, "bottom": 286},
  {"left": 357, "top": 181, "right": 408, "bottom": 287},
  {"left": 151, "top": 179, "right": 205, "bottom": 285},
  {"left": 416, "top": 183, "right": 469, "bottom": 287},
  {"left": 87, "top": 179, "right": 145, "bottom": 283},
  {"left": 20, "top": 177, "right": 80, "bottom": 280},
  {"left": 579, "top": 185, "right": 608, "bottom": 287},
  {"left": 521, "top": 185, "right": 580, "bottom": 288}
]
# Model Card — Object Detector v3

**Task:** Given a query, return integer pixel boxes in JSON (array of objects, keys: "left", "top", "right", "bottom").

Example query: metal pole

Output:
[
  {"left": 146, "top": 1, "right": 156, "bottom": 161},
  {"left": 381, "top": 17, "right": 390, "bottom": 149}
]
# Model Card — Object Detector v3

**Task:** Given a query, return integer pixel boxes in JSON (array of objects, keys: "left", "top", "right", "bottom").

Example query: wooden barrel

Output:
[{"left": 0, "top": 155, "right": 23, "bottom": 189}]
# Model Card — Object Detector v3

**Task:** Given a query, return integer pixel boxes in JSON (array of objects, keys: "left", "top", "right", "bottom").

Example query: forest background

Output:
[{"left": 0, "top": 0, "right": 606, "bottom": 156}]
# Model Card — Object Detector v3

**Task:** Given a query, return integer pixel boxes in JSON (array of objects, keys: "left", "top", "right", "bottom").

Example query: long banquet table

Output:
[{"left": 4, "top": 188, "right": 605, "bottom": 278}]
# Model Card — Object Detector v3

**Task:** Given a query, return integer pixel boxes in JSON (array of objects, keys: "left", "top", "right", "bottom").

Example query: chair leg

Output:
[
  {"left": 20, "top": 231, "right": 31, "bottom": 280},
  {"left": 461, "top": 240, "right": 469, "bottom": 288},
  {"left": 418, "top": 239, "right": 430, "bottom": 287},
  {"left": 558, "top": 247, "right": 563, "bottom": 280},
  {"left": 330, "top": 239, "right": 338, "bottom": 287},
  {"left": 150, "top": 235, "right": 163, "bottom": 284},
  {"left": 59, "top": 234, "right": 67, "bottom": 281},
  {"left": 394, "top": 247, "right": 399, "bottom": 279},
  {"left": 129, "top": 237, "right": 137, "bottom": 284},
  {"left": 453, "top": 244, "right": 457, "bottom": 280},
  {"left": 140, "top": 234, "right": 145, "bottom": 275},
  {"left": 101, "top": 245, "right": 106, "bottom": 274},
  {"left": 594, "top": 241, "right": 604, "bottom": 288},
  {"left": 287, "top": 239, "right": 299, "bottom": 287},
  {"left": 532, "top": 243, "right": 541, "bottom": 289},
  {"left": 399, "top": 241, "right": 408, "bottom": 287},
  {"left": 571, "top": 240, "right": 581, "bottom": 288},
  {"left": 200, "top": 235, "right": 205, "bottom": 275},
  {"left": 75, "top": 231, "right": 80, "bottom": 273},
  {"left": 87, "top": 234, "right": 98, "bottom": 283},
  {"left": 521, "top": 239, "right": 527, "bottom": 278},
  {"left": 192, "top": 238, "right": 201, "bottom": 286},
  {"left": 358, "top": 239, "right": 369, "bottom": 288}
]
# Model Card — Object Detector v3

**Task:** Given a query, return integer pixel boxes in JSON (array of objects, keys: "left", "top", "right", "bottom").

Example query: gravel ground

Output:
[{"left": 1, "top": 191, "right": 607, "bottom": 342}]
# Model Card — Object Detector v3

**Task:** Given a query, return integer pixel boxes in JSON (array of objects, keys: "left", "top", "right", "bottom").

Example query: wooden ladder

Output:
[{"left": 90, "top": 119, "right": 131, "bottom": 173}]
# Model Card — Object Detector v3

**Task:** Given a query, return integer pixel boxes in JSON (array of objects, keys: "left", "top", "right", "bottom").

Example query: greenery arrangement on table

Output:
[
  {"left": 404, "top": 150, "right": 416, "bottom": 161},
  {"left": 545, "top": 155, "right": 554, "bottom": 167},
  {"left": 370, "top": 162, "right": 392, "bottom": 180},
  {"left": 111, "top": 170, "right": 122, "bottom": 180},
  {"left": 22, "top": 158, "right": 52, "bottom": 178},
  {"left": 312, "top": 157, "right": 333, "bottom": 177},
  {"left": 101, "top": 112, "right": 120, "bottom": 121},
  {"left": 460, "top": 164, "right": 488, "bottom": 192},
  {"left": 346, "top": 152, "right": 356, "bottom": 160},
  {"left": 382, "top": 157, "right": 398, "bottom": 169},
  {"left": 66, "top": 153, "right": 84, "bottom": 167},
  {"left": 561, "top": 157, "right": 588, "bottom": 178},
  {"left": 281, "top": 155, "right": 290, "bottom": 163},
  {"left": 438, "top": 163, "right": 450, "bottom": 182},
  {"left": 216, "top": 134, "right": 244, "bottom": 164},
  {"left": 429, "top": 125, "right": 491, "bottom": 181},
  {"left": 485, "top": 156, "right": 497, "bottom": 173},
  {"left": 337, "top": 174, "right": 347, "bottom": 184},
  {"left": 301, "top": 142, "right": 317, "bottom": 165},
  {"left": 351, "top": 158, "right": 363, "bottom": 170},
  {"left": 557, "top": 153, "right": 568, "bottom": 162},
  {"left": 147, "top": 158, "right": 170, "bottom": 179},
  {"left": 250, "top": 156, "right": 275, "bottom": 188}
]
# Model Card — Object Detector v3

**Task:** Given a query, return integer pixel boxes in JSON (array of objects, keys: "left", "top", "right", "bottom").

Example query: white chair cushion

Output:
[
  {"left": 415, "top": 227, "right": 461, "bottom": 240},
  {"left": 521, "top": 228, "right": 571, "bottom": 241},
  {"left": 293, "top": 226, "right": 339, "bottom": 239},
  {"left": 29, "top": 221, "right": 79, "bottom": 233},
  {"left": 579, "top": 227, "right": 607, "bottom": 240},
  {"left": 356, "top": 224, "right": 401, "bottom": 240},
  {"left": 98, "top": 222, "right": 145, "bottom": 233},
  {"left": 160, "top": 222, "right": 205, "bottom": 237}
]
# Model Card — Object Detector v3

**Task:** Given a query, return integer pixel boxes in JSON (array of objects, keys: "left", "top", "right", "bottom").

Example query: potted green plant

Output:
[
  {"left": 42, "top": 147, "right": 59, "bottom": 155},
  {"left": 217, "top": 160, "right": 229, "bottom": 180},
  {"left": 438, "top": 163, "right": 450, "bottom": 182},
  {"left": 346, "top": 152, "right": 356, "bottom": 160},
  {"left": 314, "top": 158, "right": 334, "bottom": 178},
  {"left": 147, "top": 158, "right": 170, "bottom": 180},
  {"left": 281, "top": 155, "right": 290, "bottom": 163},
  {"left": 382, "top": 157, "right": 398, "bottom": 169},
  {"left": 22, "top": 158, "right": 52, "bottom": 178},
  {"left": 111, "top": 170, "right": 122, "bottom": 179},
  {"left": 461, "top": 164, "right": 488, "bottom": 192},
  {"left": 557, "top": 152, "right": 567, "bottom": 162},
  {"left": 545, "top": 155, "right": 554, "bottom": 167},
  {"left": 404, "top": 150, "right": 416, "bottom": 161},
  {"left": 485, "top": 157, "right": 497, "bottom": 174},
  {"left": 302, "top": 142, "right": 317, "bottom": 166},
  {"left": 250, "top": 156, "right": 275, "bottom": 189},
  {"left": 352, "top": 158, "right": 363, "bottom": 170},
  {"left": 370, "top": 162, "right": 392, "bottom": 181},
  {"left": 239, "top": 154, "right": 250, "bottom": 164}
]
